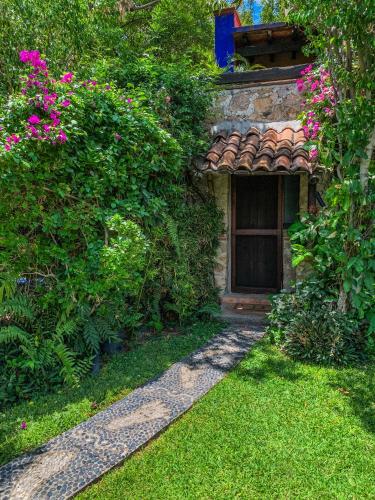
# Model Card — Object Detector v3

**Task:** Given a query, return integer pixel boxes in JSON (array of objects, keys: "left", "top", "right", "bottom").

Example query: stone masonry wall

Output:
[{"left": 210, "top": 81, "right": 303, "bottom": 135}]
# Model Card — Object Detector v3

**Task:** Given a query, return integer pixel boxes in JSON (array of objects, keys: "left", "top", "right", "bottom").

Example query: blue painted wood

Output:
[{"left": 215, "top": 12, "right": 235, "bottom": 71}]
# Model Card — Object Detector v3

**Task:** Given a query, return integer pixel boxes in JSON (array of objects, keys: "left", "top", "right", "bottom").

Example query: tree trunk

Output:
[{"left": 360, "top": 126, "right": 375, "bottom": 193}]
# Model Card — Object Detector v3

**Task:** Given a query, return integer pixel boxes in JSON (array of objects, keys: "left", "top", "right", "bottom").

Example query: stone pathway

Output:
[{"left": 0, "top": 320, "right": 264, "bottom": 500}]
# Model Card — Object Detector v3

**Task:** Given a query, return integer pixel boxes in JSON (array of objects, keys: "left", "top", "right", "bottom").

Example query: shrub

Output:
[
  {"left": 267, "top": 281, "right": 366, "bottom": 365},
  {"left": 0, "top": 51, "right": 221, "bottom": 402}
]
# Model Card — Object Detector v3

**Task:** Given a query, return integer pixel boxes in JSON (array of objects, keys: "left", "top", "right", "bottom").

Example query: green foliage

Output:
[
  {"left": 267, "top": 281, "right": 366, "bottom": 365},
  {"left": 0, "top": 0, "right": 219, "bottom": 97},
  {"left": 289, "top": 182, "right": 375, "bottom": 336},
  {"left": 267, "top": 0, "right": 375, "bottom": 361},
  {"left": 0, "top": 48, "right": 221, "bottom": 402}
]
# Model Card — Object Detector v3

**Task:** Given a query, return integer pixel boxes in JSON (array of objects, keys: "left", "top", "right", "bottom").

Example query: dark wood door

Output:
[{"left": 231, "top": 176, "right": 283, "bottom": 293}]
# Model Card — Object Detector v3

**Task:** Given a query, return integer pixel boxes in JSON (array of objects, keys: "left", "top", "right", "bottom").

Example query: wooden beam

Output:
[
  {"left": 217, "top": 64, "right": 309, "bottom": 85},
  {"left": 236, "top": 41, "right": 303, "bottom": 58},
  {"left": 233, "top": 22, "right": 289, "bottom": 33}
]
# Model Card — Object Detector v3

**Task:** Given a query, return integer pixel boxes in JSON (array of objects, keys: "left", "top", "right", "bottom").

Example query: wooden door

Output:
[{"left": 231, "top": 175, "right": 283, "bottom": 293}]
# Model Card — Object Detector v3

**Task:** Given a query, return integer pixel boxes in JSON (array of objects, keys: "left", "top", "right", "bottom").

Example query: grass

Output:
[
  {"left": 78, "top": 339, "right": 375, "bottom": 499},
  {"left": 0, "top": 320, "right": 223, "bottom": 466}
]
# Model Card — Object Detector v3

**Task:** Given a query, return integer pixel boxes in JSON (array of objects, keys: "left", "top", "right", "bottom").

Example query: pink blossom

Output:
[
  {"left": 28, "top": 115, "right": 41, "bottom": 125},
  {"left": 302, "top": 126, "right": 310, "bottom": 138},
  {"left": 44, "top": 93, "right": 58, "bottom": 106},
  {"left": 28, "top": 125, "right": 38, "bottom": 136},
  {"left": 4, "top": 144, "right": 11, "bottom": 152},
  {"left": 60, "top": 72, "right": 73, "bottom": 83},
  {"left": 105, "top": 85, "right": 111, "bottom": 91},
  {"left": 43, "top": 124, "right": 51, "bottom": 132},
  {"left": 19, "top": 50, "right": 47, "bottom": 70},
  {"left": 20, "top": 421, "right": 27, "bottom": 430},
  {"left": 309, "top": 148, "right": 318, "bottom": 160},
  {"left": 51, "top": 119, "right": 61, "bottom": 127},
  {"left": 296, "top": 79, "right": 305, "bottom": 92},
  {"left": 310, "top": 80, "right": 320, "bottom": 91},
  {"left": 19, "top": 50, "right": 29, "bottom": 63},
  {"left": 11, "top": 134, "right": 21, "bottom": 144},
  {"left": 61, "top": 99, "right": 71, "bottom": 107},
  {"left": 57, "top": 130, "right": 67, "bottom": 143},
  {"left": 114, "top": 133, "right": 122, "bottom": 141},
  {"left": 50, "top": 111, "right": 61, "bottom": 120},
  {"left": 127, "top": 98, "right": 132, "bottom": 103}
]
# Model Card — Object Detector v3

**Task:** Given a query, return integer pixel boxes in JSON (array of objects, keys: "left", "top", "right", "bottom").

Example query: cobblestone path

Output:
[{"left": 0, "top": 320, "right": 264, "bottom": 500}]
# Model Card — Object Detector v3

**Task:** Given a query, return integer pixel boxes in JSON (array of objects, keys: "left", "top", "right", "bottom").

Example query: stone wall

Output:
[
  {"left": 209, "top": 174, "right": 230, "bottom": 294},
  {"left": 210, "top": 81, "right": 303, "bottom": 135}
]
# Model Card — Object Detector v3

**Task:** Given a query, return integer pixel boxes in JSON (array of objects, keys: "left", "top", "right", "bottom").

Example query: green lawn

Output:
[
  {"left": 0, "top": 320, "right": 223, "bottom": 465},
  {"left": 79, "top": 339, "right": 375, "bottom": 500}
]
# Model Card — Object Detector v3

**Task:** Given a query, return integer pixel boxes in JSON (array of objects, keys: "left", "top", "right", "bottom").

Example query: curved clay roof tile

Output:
[{"left": 200, "top": 126, "right": 315, "bottom": 174}]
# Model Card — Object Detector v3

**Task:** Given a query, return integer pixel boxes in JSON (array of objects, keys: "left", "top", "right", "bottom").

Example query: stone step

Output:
[{"left": 221, "top": 293, "right": 272, "bottom": 312}]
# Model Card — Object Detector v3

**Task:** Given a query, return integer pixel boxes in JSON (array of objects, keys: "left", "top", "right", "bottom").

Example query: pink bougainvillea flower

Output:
[
  {"left": 44, "top": 93, "right": 58, "bottom": 106},
  {"left": 61, "top": 99, "right": 71, "bottom": 107},
  {"left": 8, "top": 134, "right": 21, "bottom": 144},
  {"left": 60, "top": 72, "right": 73, "bottom": 83},
  {"left": 50, "top": 110, "right": 61, "bottom": 119},
  {"left": 4, "top": 144, "right": 11, "bottom": 152},
  {"left": 114, "top": 133, "right": 122, "bottom": 141},
  {"left": 20, "top": 421, "right": 27, "bottom": 430},
  {"left": 43, "top": 124, "right": 51, "bottom": 132},
  {"left": 309, "top": 148, "right": 318, "bottom": 160},
  {"left": 19, "top": 50, "right": 29, "bottom": 63},
  {"left": 57, "top": 130, "right": 67, "bottom": 143},
  {"left": 28, "top": 115, "right": 41, "bottom": 125},
  {"left": 51, "top": 119, "right": 61, "bottom": 127},
  {"left": 28, "top": 125, "right": 39, "bottom": 136},
  {"left": 302, "top": 126, "right": 310, "bottom": 138},
  {"left": 126, "top": 98, "right": 132, "bottom": 103},
  {"left": 296, "top": 79, "right": 304, "bottom": 92},
  {"left": 105, "top": 85, "right": 111, "bottom": 91},
  {"left": 310, "top": 80, "right": 320, "bottom": 91}
]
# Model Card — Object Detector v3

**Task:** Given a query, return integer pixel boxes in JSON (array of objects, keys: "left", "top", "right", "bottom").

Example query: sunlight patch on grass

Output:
[{"left": 79, "top": 340, "right": 375, "bottom": 499}]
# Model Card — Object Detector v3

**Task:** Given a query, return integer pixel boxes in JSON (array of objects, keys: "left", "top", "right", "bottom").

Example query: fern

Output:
[
  {"left": 0, "top": 325, "right": 30, "bottom": 345},
  {"left": 83, "top": 317, "right": 101, "bottom": 353},
  {"left": 0, "top": 277, "right": 16, "bottom": 303},
  {"left": 53, "top": 342, "right": 79, "bottom": 385},
  {"left": 56, "top": 318, "right": 79, "bottom": 338},
  {"left": 0, "top": 295, "right": 35, "bottom": 323}
]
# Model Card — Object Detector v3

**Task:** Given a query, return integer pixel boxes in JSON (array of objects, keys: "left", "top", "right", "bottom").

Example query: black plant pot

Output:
[
  {"left": 102, "top": 340, "right": 123, "bottom": 355},
  {"left": 91, "top": 353, "right": 101, "bottom": 375}
]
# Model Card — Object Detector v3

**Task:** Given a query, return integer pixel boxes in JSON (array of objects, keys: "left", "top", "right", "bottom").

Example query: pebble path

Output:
[{"left": 0, "top": 320, "right": 264, "bottom": 500}]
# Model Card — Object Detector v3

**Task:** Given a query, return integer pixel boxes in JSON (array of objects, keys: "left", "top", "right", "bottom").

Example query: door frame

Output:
[{"left": 231, "top": 174, "right": 284, "bottom": 294}]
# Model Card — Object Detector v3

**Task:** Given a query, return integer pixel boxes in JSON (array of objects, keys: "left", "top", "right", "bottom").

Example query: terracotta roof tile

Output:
[{"left": 202, "top": 126, "right": 315, "bottom": 174}]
